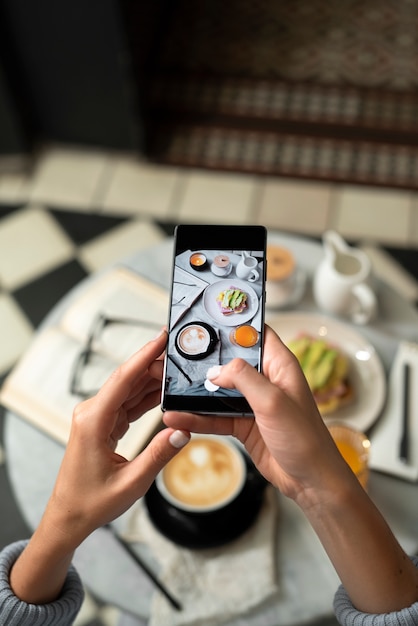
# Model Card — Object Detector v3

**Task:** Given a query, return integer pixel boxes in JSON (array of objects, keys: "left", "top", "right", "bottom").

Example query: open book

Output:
[{"left": 0, "top": 267, "right": 169, "bottom": 460}]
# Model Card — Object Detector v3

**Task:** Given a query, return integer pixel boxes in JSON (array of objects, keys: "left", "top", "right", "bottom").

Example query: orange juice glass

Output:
[
  {"left": 230, "top": 325, "right": 259, "bottom": 348},
  {"left": 328, "top": 423, "right": 370, "bottom": 490}
]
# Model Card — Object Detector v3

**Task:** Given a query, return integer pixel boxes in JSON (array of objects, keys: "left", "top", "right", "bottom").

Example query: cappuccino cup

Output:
[
  {"left": 156, "top": 435, "right": 246, "bottom": 513},
  {"left": 211, "top": 254, "right": 232, "bottom": 277}
]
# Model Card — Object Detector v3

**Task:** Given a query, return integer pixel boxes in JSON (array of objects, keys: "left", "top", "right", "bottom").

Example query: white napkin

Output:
[
  {"left": 369, "top": 341, "right": 418, "bottom": 481},
  {"left": 122, "top": 487, "right": 279, "bottom": 626},
  {"left": 170, "top": 266, "right": 208, "bottom": 330}
]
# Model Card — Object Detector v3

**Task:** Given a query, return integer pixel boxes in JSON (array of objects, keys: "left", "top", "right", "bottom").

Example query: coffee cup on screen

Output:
[
  {"left": 156, "top": 435, "right": 246, "bottom": 513},
  {"left": 211, "top": 254, "right": 232, "bottom": 277}
]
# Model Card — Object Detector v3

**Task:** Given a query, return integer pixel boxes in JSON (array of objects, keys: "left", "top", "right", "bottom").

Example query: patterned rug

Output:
[{"left": 133, "top": 0, "right": 418, "bottom": 189}]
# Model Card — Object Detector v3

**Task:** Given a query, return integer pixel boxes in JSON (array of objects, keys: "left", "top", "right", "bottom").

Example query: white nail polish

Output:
[
  {"left": 206, "top": 365, "right": 222, "bottom": 380},
  {"left": 204, "top": 379, "right": 219, "bottom": 392},
  {"left": 169, "top": 430, "right": 189, "bottom": 449}
]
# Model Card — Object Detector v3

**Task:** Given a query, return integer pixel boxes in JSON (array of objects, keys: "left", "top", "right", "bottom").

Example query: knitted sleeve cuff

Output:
[
  {"left": 0, "top": 540, "right": 85, "bottom": 626},
  {"left": 333, "top": 555, "right": 418, "bottom": 626}
]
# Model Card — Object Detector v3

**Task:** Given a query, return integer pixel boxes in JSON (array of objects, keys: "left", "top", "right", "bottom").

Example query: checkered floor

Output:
[{"left": 0, "top": 204, "right": 173, "bottom": 377}]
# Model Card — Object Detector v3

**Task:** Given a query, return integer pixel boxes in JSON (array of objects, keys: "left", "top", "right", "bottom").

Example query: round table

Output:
[{"left": 5, "top": 231, "right": 418, "bottom": 625}]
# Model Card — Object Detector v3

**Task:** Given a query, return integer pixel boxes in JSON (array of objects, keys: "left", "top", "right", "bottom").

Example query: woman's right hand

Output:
[
  {"left": 165, "top": 325, "right": 418, "bottom": 615},
  {"left": 164, "top": 324, "right": 350, "bottom": 503}
]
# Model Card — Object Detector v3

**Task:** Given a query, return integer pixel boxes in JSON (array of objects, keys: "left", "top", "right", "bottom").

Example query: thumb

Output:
[
  {"left": 128, "top": 428, "right": 190, "bottom": 491},
  {"left": 207, "top": 359, "right": 280, "bottom": 416},
  {"left": 207, "top": 324, "right": 309, "bottom": 414}
]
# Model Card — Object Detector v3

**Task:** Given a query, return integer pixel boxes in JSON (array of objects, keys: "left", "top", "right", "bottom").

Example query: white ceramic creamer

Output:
[
  {"left": 313, "top": 230, "right": 377, "bottom": 325},
  {"left": 236, "top": 251, "right": 260, "bottom": 282}
]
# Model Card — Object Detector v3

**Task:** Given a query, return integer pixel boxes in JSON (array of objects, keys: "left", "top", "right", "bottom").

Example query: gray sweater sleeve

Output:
[
  {"left": 2, "top": 541, "right": 418, "bottom": 625},
  {"left": 0, "top": 540, "right": 84, "bottom": 626},
  {"left": 334, "top": 555, "right": 418, "bottom": 626}
]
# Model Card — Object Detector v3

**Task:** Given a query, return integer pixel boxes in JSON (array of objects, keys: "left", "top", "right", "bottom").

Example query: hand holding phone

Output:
[{"left": 161, "top": 225, "right": 267, "bottom": 416}]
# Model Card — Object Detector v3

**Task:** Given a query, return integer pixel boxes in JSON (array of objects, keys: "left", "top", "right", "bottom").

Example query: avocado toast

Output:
[
  {"left": 288, "top": 334, "right": 354, "bottom": 415},
  {"left": 216, "top": 286, "right": 248, "bottom": 315}
]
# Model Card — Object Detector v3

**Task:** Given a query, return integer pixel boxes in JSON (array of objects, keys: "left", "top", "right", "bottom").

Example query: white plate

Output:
[
  {"left": 268, "top": 312, "right": 386, "bottom": 431},
  {"left": 203, "top": 279, "right": 260, "bottom": 327}
]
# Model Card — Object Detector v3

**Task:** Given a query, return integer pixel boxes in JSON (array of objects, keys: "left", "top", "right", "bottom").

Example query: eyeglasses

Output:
[{"left": 70, "top": 313, "right": 162, "bottom": 398}]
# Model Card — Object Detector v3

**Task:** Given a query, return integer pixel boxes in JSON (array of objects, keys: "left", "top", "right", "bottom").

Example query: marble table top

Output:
[{"left": 5, "top": 230, "right": 418, "bottom": 624}]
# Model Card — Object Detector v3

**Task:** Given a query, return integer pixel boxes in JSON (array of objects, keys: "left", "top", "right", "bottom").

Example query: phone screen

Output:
[{"left": 161, "top": 224, "right": 267, "bottom": 416}]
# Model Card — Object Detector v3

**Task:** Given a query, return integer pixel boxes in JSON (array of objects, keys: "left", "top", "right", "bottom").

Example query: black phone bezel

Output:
[{"left": 161, "top": 224, "right": 267, "bottom": 416}]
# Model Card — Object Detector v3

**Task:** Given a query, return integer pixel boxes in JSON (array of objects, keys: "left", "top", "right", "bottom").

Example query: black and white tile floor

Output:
[{"left": 0, "top": 145, "right": 417, "bottom": 625}]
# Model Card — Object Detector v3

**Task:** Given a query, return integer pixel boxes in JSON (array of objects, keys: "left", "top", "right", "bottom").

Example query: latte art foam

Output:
[
  {"left": 161, "top": 437, "right": 245, "bottom": 510},
  {"left": 178, "top": 325, "right": 210, "bottom": 355}
]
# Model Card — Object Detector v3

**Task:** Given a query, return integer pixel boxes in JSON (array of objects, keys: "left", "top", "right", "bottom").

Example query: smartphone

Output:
[{"left": 161, "top": 224, "right": 267, "bottom": 416}]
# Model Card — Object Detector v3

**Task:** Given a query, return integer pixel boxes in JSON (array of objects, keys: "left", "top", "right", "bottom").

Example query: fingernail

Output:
[
  {"left": 204, "top": 379, "right": 219, "bottom": 392},
  {"left": 206, "top": 365, "right": 223, "bottom": 380},
  {"left": 169, "top": 430, "right": 190, "bottom": 449}
]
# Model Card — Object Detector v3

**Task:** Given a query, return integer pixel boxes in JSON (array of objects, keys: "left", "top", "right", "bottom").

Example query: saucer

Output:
[
  {"left": 144, "top": 453, "right": 268, "bottom": 549},
  {"left": 265, "top": 267, "right": 307, "bottom": 310}
]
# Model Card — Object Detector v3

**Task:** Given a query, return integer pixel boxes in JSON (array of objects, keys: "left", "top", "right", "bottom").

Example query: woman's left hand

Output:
[
  {"left": 50, "top": 329, "right": 190, "bottom": 545},
  {"left": 10, "top": 329, "right": 190, "bottom": 605}
]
